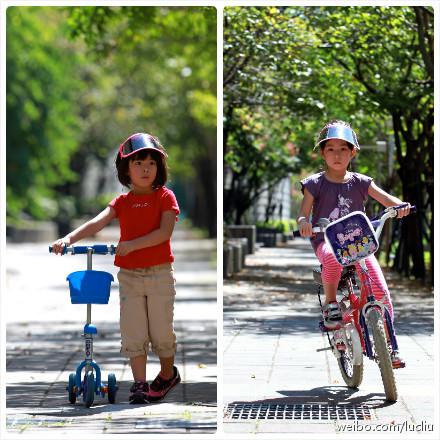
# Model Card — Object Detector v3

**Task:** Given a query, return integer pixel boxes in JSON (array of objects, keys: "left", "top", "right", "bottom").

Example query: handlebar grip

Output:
[
  {"left": 48, "top": 245, "right": 67, "bottom": 255},
  {"left": 394, "top": 203, "right": 417, "bottom": 213}
]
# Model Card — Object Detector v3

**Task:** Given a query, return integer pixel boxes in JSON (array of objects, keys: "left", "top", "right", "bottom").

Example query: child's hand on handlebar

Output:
[
  {"left": 51, "top": 237, "right": 71, "bottom": 255},
  {"left": 298, "top": 220, "right": 314, "bottom": 237},
  {"left": 396, "top": 202, "right": 411, "bottom": 219}
]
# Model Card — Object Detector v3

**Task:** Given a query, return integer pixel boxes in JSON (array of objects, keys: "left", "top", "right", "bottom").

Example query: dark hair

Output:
[
  {"left": 319, "top": 119, "right": 355, "bottom": 151},
  {"left": 115, "top": 142, "right": 168, "bottom": 189}
]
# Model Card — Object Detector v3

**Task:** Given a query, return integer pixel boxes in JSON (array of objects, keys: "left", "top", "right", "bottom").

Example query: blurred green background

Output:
[
  {"left": 224, "top": 6, "right": 433, "bottom": 283},
  {"left": 7, "top": 6, "right": 217, "bottom": 238}
]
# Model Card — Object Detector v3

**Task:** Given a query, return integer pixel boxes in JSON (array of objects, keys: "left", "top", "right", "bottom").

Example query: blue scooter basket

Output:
[
  {"left": 67, "top": 270, "right": 114, "bottom": 304},
  {"left": 324, "top": 211, "right": 379, "bottom": 267}
]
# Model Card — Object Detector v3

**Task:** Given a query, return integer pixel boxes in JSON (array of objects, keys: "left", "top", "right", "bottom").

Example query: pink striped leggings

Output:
[{"left": 316, "top": 241, "right": 394, "bottom": 321}]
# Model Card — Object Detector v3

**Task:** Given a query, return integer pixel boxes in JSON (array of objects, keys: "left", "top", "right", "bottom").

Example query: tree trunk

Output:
[{"left": 392, "top": 114, "right": 427, "bottom": 280}]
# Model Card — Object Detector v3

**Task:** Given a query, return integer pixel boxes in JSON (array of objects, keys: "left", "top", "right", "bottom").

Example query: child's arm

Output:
[
  {"left": 297, "top": 188, "right": 314, "bottom": 237},
  {"left": 116, "top": 210, "right": 176, "bottom": 256},
  {"left": 51, "top": 206, "right": 116, "bottom": 254},
  {"left": 368, "top": 182, "right": 411, "bottom": 218}
]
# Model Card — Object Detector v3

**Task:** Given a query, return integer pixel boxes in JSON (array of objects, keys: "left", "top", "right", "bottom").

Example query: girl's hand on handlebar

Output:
[
  {"left": 396, "top": 202, "right": 411, "bottom": 219},
  {"left": 51, "top": 237, "right": 71, "bottom": 255},
  {"left": 299, "top": 221, "right": 314, "bottom": 237}
]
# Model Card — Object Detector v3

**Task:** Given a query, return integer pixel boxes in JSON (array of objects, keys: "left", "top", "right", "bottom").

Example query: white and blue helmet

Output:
[{"left": 315, "top": 121, "right": 360, "bottom": 150}]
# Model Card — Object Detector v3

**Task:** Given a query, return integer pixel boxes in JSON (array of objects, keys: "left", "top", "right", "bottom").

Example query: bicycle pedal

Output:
[{"left": 392, "top": 360, "right": 406, "bottom": 369}]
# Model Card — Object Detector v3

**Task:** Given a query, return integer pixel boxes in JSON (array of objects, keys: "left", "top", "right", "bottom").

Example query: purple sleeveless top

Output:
[{"left": 300, "top": 171, "right": 373, "bottom": 251}]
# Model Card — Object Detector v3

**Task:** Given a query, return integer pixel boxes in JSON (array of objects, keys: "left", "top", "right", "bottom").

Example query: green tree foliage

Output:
[
  {"left": 224, "top": 6, "right": 433, "bottom": 281},
  {"left": 223, "top": 7, "right": 375, "bottom": 224},
  {"left": 7, "top": 8, "right": 83, "bottom": 220},
  {"left": 66, "top": 6, "right": 217, "bottom": 236},
  {"left": 304, "top": 6, "right": 433, "bottom": 280},
  {"left": 224, "top": 7, "right": 308, "bottom": 224},
  {"left": 7, "top": 6, "right": 217, "bottom": 236}
]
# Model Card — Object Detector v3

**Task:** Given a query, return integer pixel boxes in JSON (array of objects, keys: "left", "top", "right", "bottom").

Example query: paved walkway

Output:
[
  {"left": 223, "top": 239, "right": 436, "bottom": 436},
  {"left": 5, "top": 224, "right": 217, "bottom": 435}
]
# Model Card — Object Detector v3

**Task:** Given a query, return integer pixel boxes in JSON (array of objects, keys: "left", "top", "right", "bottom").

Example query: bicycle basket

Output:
[
  {"left": 324, "top": 211, "right": 379, "bottom": 266},
  {"left": 66, "top": 270, "right": 114, "bottom": 304}
]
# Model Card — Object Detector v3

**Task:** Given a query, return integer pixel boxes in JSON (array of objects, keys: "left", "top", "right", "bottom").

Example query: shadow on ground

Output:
[
  {"left": 7, "top": 320, "right": 217, "bottom": 409},
  {"left": 224, "top": 245, "right": 433, "bottom": 336},
  {"left": 7, "top": 380, "right": 216, "bottom": 414},
  {"left": 227, "top": 385, "right": 396, "bottom": 409}
]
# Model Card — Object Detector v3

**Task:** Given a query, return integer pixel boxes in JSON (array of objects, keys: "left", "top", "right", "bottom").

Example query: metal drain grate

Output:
[{"left": 224, "top": 403, "right": 374, "bottom": 421}]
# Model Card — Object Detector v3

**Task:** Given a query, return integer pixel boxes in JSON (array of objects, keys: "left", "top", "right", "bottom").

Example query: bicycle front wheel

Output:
[
  {"left": 367, "top": 307, "right": 397, "bottom": 402},
  {"left": 337, "top": 324, "right": 363, "bottom": 388}
]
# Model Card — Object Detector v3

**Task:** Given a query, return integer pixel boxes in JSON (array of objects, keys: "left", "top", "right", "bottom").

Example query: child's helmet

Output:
[
  {"left": 315, "top": 121, "right": 360, "bottom": 150},
  {"left": 119, "top": 133, "right": 167, "bottom": 158}
]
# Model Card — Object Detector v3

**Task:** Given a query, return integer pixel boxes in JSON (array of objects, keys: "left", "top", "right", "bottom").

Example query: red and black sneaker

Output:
[
  {"left": 147, "top": 366, "right": 181, "bottom": 402},
  {"left": 129, "top": 381, "right": 149, "bottom": 404}
]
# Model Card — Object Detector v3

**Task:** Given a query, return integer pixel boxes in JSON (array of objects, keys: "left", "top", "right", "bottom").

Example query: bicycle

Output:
[
  {"left": 49, "top": 244, "right": 119, "bottom": 407},
  {"left": 296, "top": 204, "right": 415, "bottom": 402}
]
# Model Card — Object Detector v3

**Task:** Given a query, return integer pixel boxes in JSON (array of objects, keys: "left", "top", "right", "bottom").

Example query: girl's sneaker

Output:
[
  {"left": 129, "top": 381, "right": 149, "bottom": 404},
  {"left": 322, "top": 301, "right": 343, "bottom": 329},
  {"left": 147, "top": 366, "right": 181, "bottom": 402}
]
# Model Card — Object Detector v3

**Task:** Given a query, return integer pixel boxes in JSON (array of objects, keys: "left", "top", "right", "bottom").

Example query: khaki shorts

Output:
[{"left": 117, "top": 263, "right": 177, "bottom": 358}]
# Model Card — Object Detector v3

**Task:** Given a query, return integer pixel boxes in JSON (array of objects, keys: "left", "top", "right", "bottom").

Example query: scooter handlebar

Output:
[{"left": 49, "top": 244, "right": 117, "bottom": 255}]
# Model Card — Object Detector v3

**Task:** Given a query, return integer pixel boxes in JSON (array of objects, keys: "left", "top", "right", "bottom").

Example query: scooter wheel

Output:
[
  {"left": 83, "top": 371, "right": 95, "bottom": 408},
  {"left": 68, "top": 373, "right": 77, "bottom": 404},
  {"left": 108, "top": 373, "right": 117, "bottom": 404}
]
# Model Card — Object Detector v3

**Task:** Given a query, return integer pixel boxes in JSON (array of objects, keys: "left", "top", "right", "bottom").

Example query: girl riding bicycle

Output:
[
  {"left": 52, "top": 133, "right": 181, "bottom": 404},
  {"left": 297, "top": 120, "right": 410, "bottom": 367}
]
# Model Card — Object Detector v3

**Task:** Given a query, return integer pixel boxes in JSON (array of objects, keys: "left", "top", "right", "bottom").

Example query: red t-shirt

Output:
[{"left": 109, "top": 186, "right": 180, "bottom": 269}]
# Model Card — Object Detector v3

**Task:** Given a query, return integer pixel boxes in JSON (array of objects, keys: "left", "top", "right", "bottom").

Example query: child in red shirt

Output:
[{"left": 51, "top": 133, "right": 181, "bottom": 403}]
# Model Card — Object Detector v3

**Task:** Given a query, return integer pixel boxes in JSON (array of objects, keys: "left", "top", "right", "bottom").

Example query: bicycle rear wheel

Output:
[
  {"left": 367, "top": 307, "right": 397, "bottom": 402},
  {"left": 337, "top": 324, "right": 363, "bottom": 388}
]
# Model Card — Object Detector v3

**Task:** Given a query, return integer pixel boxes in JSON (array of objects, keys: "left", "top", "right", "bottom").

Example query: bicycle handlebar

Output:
[
  {"left": 49, "top": 244, "right": 117, "bottom": 255},
  {"left": 293, "top": 204, "right": 417, "bottom": 238}
]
